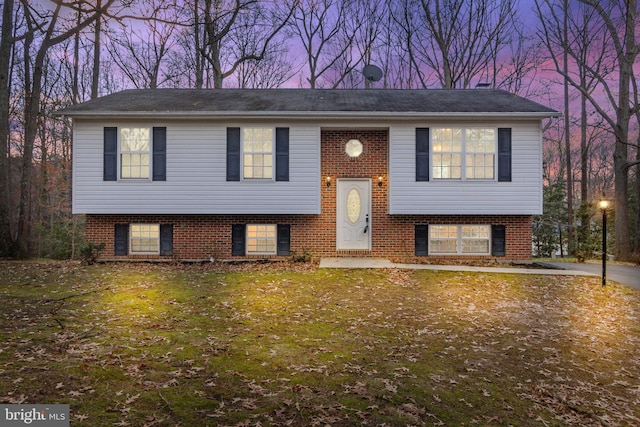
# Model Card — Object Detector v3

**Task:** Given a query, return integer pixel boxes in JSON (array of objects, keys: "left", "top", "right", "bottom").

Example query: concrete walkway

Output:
[{"left": 319, "top": 258, "right": 598, "bottom": 277}]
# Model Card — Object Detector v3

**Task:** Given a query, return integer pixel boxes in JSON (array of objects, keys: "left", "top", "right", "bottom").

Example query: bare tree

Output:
[
  {"left": 106, "top": 13, "right": 178, "bottom": 89},
  {"left": 91, "top": 0, "right": 102, "bottom": 99},
  {"left": 403, "top": 0, "right": 517, "bottom": 88},
  {"left": 233, "top": 43, "right": 297, "bottom": 88},
  {"left": 71, "top": 4, "right": 82, "bottom": 103},
  {"left": 288, "top": 0, "right": 357, "bottom": 88},
  {"left": 491, "top": 24, "right": 546, "bottom": 97},
  {"left": 165, "top": 0, "right": 212, "bottom": 88},
  {"left": 388, "top": 0, "right": 428, "bottom": 88},
  {"left": 537, "top": 0, "right": 640, "bottom": 259},
  {"left": 0, "top": 0, "right": 15, "bottom": 256},
  {"left": 15, "top": 0, "right": 117, "bottom": 257},
  {"left": 633, "top": 76, "right": 640, "bottom": 256},
  {"left": 196, "top": 0, "right": 294, "bottom": 88},
  {"left": 342, "top": 0, "right": 388, "bottom": 88},
  {"left": 562, "top": 0, "right": 574, "bottom": 253},
  {"left": 226, "top": 4, "right": 296, "bottom": 88},
  {"left": 572, "top": 4, "right": 612, "bottom": 255}
]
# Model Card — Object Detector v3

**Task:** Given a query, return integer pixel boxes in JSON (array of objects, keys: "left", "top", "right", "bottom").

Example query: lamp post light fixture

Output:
[{"left": 598, "top": 198, "right": 610, "bottom": 287}]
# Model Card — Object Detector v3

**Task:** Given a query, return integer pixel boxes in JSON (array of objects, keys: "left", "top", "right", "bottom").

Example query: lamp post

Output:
[{"left": 598, "top": 198, "right": 610, "bottom": 287}]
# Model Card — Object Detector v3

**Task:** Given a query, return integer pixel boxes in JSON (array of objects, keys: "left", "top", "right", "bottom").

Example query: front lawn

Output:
[{"left": 1, "top": 261, "right": 639, "bottom": 426}]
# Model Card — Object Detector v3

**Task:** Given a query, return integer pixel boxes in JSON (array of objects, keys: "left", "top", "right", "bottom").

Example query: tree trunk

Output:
[
  {"left": 442, "top": 58, "right": 453, "bottom": 89},
  {"left": 194, "top": 0, "right": 204, "bottom": 89},
  {"left": 211, "top": 41, "right": 223, "bottom": 89},
  {"left": 91, "top": 0, "right": 102, "bottom": 99},
  {"left": 563, "top": 0, "right": 573, "bottom": 254},
  {"left": 611, "top": 4, "right": 636, "bottom": 259},
  {"left": 72, "top": 7, "right": 81, "bottom": 103},
  {"left": 613, "top": 128, "right": 630, "bottom": 259},
  {"left": 17, "top": 0, "right": 113, "bottom": 257},
  {"left": 635, "top": 136, "right": 640, "bottom": 257},
  {"left": 573, "top": 0, "right": 638, "bottom": 260},
  {"left": 0, "top": 0, "right": 14, "bottom": 256},
  {"left": 17, "top": 34, "right": 41, "bottom": 258},
  {"left": 578, "top": 90, "right": 589, "bottom": 253}
]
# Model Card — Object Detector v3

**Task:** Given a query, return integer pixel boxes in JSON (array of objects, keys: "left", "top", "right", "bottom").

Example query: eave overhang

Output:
[{"left": 58, "top": 111, "right": 560, "bottom": 121}]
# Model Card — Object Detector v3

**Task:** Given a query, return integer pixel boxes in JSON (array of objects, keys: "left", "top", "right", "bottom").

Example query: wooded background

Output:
[{"left": 0, "top": 0, "right": 638, "bottom": 261}]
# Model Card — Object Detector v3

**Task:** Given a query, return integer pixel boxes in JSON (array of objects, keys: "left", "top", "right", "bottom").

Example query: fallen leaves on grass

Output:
[{"left": 1, "top": 261, "right": 640, "bottom": 426}]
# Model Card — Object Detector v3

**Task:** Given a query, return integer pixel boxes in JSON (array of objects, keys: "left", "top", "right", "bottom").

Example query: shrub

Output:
[
  {"left": 290, "top": 248, "right": 312, "bottom": 263},
  {"left": 79, "top": 242, "right": 105, "bottom": 265}
]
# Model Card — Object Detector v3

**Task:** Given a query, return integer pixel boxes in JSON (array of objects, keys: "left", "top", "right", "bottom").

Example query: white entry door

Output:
[{"left": 336, "top": 179, "right": 371, "bottom": 250}]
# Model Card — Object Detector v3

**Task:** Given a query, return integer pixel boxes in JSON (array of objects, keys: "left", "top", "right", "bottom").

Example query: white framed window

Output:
[
  {"left": 432, "top": 128, "right": 496, "bottom": 180},
  {"left": 246, "top": 224, "right": 277, "bottom": 254},
  {"left": 430, "top": 225, "right": 490, "bottom": 255},
  {"left": 243, "top": 128, "right": 273, "bottom": 179},
  {"left": 120, "top": 128, "right": 150, "bottom": 179},
  {"left": 432, "top": 128, "right": 462, "bottom": 179},
  {"left": 429, "top": 225, "right": 459, "bottom": 254},
  {"left": 465, "top": 128, "right": 495, "bottom": 179},
  {"left": 130, "top": 224, "right": 160, "bottom": 254}
]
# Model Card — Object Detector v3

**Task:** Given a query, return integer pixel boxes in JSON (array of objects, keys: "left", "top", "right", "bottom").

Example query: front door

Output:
[{"left": 336, "top": 179, "right": 371, "bottom": 250}]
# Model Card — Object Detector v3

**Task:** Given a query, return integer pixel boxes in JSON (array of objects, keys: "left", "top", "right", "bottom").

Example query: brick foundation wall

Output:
[
  {"left": 85, "top": 214, "right": 532, "bottom": 262},
  {"left": 84, "top": 129, "right": 533, "bottom": 262}
]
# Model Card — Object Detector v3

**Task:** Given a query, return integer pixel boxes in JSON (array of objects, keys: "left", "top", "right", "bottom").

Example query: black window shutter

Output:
[
  {"left": 491, "top": 225, "right": 506, "bottom": 256},
  {"left": 498, "top": 128, "right": 512, "bottom": 182},
  {"left": 415, "top": 224, "right": 429, "bottom": 256},
  {"left": 416, "top": 128, "right": 430, "bottom": 181},
  {"left": 153, "top": 127, "right": 167, "bottom": 181},
  {"left": 114, "top": 224, "right": 128, "bottom": 256},
  {"left": 275, "top": 127, "right": 289, "bottom": 181},
  {"left": 277, "top": 224, "right": 291, "bottom": 256},
  {"left": 104, "top": 127, "right": 118, "bottom": 181},
  {"left": 231, "top": 224, "right": 245, "bottom": 256},
  {"left": 227, "top": 127, "right": 241, "bottom": 181},
  {"left": 160, "top": 224, "right": 173, "bottom": 256}
]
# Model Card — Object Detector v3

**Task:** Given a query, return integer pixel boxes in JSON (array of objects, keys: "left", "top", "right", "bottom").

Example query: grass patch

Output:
[{"left": 1, "top": 261, "right": 640, "bottom": 425}]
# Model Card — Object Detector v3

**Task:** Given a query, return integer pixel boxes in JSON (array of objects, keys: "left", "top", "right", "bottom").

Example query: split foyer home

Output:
[{"left": 59, "top": 89, "right": 559, "bottom": 262}]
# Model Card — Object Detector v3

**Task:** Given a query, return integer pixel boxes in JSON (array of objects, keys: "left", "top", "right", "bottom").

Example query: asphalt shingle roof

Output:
[{"left": 58, "top": 88, "right": 559, "bottom": 118}]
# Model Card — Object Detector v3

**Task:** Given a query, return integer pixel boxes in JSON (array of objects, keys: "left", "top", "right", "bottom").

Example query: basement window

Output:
[
  {"left": 246, "top": 224, "right": 277, "bottom": 255},
  {"left": 429, "top": 225, "right": 490, "bottom": 255},
  {"left": 130, "top": 224, "right": 160, "bottom": 254}
]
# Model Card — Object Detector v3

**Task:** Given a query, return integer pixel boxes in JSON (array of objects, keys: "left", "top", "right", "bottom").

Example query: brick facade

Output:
[{"left": 85, "top": 129, "right": 533, "bottom": 262}]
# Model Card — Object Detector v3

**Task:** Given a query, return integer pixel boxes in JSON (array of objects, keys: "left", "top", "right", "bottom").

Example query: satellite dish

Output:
[{"left": 362, "top": 64, "right": 383, "bottom": 82}]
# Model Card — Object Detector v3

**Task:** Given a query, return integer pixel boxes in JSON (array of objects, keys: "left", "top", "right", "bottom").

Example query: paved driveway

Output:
[{"left": 543, "top": 262, "right": 640, "bottom": 290}]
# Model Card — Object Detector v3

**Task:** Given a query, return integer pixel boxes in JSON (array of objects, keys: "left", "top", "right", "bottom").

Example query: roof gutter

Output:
[{"left": 57, "top": 110, "right": 561, "bottom": 120}]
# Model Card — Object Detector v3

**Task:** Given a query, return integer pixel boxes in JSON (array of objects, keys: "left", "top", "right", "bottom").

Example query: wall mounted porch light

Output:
[
  {"left": 378, "top": 175, "right": 383, "bottom": 187},
  {"left": 326, "top": 176, "right": 331, "bottom": 187}
]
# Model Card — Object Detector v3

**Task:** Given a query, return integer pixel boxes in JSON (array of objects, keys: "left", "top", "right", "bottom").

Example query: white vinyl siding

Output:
[
  {"left": 73, "top": 118, "right": 543, "bottom": 216},
  {"left": 72, "top": 120, "right": 320, "bottom": 214},
  {"left": 389, "top": 121, "right": 543, "bottom": 215}
]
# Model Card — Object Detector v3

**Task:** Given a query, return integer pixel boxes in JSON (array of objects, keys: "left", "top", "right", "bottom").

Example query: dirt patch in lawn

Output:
[{"left": 1, "top": 261, "right": 639, "bottom": 426}]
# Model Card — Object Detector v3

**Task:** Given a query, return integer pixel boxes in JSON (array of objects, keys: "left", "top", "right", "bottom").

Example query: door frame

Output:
[{"left": 336, "top": 178, "right": 372, "bottom": 251}]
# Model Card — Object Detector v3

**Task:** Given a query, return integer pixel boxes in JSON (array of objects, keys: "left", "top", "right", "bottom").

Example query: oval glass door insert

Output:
[{"left": 347, "top": 188, "right": 362, "bottom": 223}]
